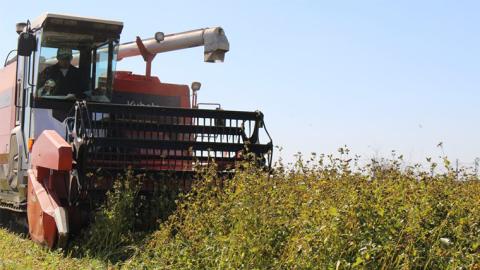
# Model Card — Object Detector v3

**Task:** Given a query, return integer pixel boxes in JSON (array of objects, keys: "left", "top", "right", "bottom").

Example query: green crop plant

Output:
[
  {"left": 0, "top": 150, "right": 479, "bottom": 269},
  {"left": 70, "top": 170, "right": 179, "bottom": 264},
  {"left": 126, "top": 151, "right": 480, "bottom": 269}
]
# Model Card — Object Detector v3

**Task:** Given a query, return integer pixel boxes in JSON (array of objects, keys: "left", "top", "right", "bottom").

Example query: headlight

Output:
[
  {"left": 154, "top": 32, "right": 164, "bottom": 43},
  {"left": 191, "top": 81, "right": 201, "bottom": 91}
]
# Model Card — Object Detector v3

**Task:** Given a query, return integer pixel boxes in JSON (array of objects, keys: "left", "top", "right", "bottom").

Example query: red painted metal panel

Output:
[
  {"left": 114, "top": 71, "right": 191, "bottom": 108},
  {"left": 27, "top": 168, "right": 59, "bottom": 248},
  {"left": 27, "top": 142, "right": 75, "bottom": 248},
  {"left": 31, "top": 130, "right": 72, "bottom": 171}
]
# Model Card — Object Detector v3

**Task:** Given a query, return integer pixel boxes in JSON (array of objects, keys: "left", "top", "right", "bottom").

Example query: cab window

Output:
[{"left": 35, "top": 30, "right": 118, "bottom": 102}]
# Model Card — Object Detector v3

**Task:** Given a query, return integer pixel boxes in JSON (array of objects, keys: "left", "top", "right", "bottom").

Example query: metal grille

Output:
[{"left": 84, "top": 103, "right": 273, "bottom": 172}]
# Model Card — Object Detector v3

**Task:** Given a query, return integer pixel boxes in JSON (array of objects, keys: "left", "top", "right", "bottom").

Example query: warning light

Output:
[{"left": 28, "top": 138, "right": 34, "bottom": 152}]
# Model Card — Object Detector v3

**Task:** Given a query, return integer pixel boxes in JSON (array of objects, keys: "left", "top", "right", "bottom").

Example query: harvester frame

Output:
[{"left": 0, "top": 13, "right": 272, "bottom": 248}]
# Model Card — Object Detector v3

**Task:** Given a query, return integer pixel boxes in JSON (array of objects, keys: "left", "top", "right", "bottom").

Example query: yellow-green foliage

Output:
[
  {"left": 71, "top": 170, "right": 179, "bottom": 264},
  {"left": 0, "top": 153, "right": 479, "bottom": 269},
  {"left": 0, "top": 228, "right": 104, "bottom": 270},
  {"left": 127, "top": 154, "right": 480, "bottom": 269},
  {"left": 74, "top": 170, "right": 143, "bottom": 262}
]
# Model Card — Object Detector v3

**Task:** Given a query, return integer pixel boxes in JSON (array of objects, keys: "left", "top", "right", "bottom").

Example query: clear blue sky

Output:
[{"left": 1, "top": 1, "right": 479, "bottom": 164}]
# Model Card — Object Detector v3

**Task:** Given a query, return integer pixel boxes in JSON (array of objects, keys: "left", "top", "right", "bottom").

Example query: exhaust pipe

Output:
[{"left": 117, "top": 27, "right": 229, "bottom": 63}]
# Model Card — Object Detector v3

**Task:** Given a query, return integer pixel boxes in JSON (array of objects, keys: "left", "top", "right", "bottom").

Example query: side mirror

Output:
[{"left": 17, "top": 32, "right": 36, "bottom": 57}]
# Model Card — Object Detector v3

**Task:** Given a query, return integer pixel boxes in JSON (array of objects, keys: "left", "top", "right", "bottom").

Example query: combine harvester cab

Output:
[{"left": 0, "top": 13, "right": 272, "bottom": 248}]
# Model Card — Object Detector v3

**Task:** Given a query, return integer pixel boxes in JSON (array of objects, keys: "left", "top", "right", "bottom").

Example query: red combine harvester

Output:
[{"left": 0, "top": 13, "right": 272, "bottom": 248}]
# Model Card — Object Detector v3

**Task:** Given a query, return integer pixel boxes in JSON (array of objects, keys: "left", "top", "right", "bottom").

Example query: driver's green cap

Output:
[{"left": 57, "top": 48, "right": 73, "bottom": 60}]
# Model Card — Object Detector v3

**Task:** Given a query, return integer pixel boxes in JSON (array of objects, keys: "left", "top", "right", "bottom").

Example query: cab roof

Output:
[
  {"left": 31, "top": 13, "right": 124, "bottom": 43},
  {"left": 31, "top": 13, "right": 123, "bottom": 29}
]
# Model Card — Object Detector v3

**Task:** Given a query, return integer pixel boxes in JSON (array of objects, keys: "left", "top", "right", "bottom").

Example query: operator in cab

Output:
[{"left": 37, "top": 48, "right": 86, "bottom": 99}]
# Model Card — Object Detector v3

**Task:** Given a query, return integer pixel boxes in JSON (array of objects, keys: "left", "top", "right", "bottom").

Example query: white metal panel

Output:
[
  {"left": 31, "top": 13, "right": 123, "bottom": 29},
  {"left": 32, "top": 108, "right": 66, "bottom": 139}
]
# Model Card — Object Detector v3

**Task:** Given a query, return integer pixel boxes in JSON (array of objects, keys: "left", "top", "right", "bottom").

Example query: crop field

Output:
[{"left": 0, "top": 152, "right": 479, "bottom": 269}]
